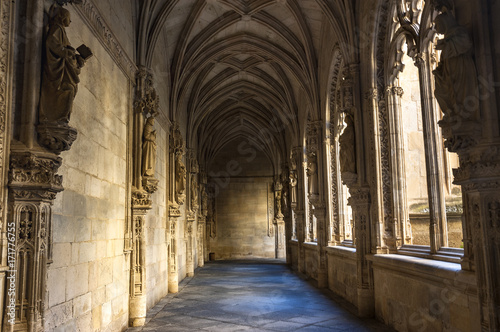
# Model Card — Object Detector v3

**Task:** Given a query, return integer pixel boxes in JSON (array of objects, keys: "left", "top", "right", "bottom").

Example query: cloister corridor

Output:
[{"left": 127, "top": 260, "right": 394, "bottom": 332}]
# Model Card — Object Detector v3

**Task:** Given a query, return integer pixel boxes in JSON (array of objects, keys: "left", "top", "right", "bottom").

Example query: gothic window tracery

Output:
[{"left": 384, "top": 0, "right": 464, "bottom": 252}]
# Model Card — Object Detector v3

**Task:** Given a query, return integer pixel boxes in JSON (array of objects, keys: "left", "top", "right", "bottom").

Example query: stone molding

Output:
[{"left": 72, "top": 0, "right": 137, "bottom": 81}]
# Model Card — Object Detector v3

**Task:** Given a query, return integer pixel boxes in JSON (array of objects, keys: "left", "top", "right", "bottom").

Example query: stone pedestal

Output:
[
  {"left": 274, "top": 218, "right": 285, "bottom": 259},
  {"left": 129, "top": 295, "right": 147, "bottom": 327}
]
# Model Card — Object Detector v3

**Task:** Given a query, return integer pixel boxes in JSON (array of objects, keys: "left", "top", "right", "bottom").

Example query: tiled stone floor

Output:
[{"left": 127, "top": 259, "right": 394, "bottom": 332}]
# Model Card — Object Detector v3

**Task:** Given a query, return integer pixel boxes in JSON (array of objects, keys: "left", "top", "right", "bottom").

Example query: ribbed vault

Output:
[{"left": 137, "top": 0, "right": 356, "bottom": 170}]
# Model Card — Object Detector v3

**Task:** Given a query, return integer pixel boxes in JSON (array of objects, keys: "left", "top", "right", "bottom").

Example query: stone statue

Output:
[
  {"left": 306, "top": 155, "right": 318, "bottom": 195},
  {"left": 39, "top": 7, "right": 88, "bottom": 124},
  {"left": 433, "top": 10, "right": 479, "bottom": 123},
  {"left": 290, "top": 171, "right": 298, "bottom": 204},
  {"left": 201, "top": 187, "right": 208, "bottom": 217},
  {"left": 282, "top": 189, "right": 288, "bottom": 212},
  {"left": 275, "top": 191, "right": 283, "bottom": 218},
  {"left": 339, "top": 111, "right": 356, "bottom": 174},
  {"left": 141, "top": 117, "right": 157, "bottom": 177},
  {"left": 191, "top": 174, "right": 199, "bottom": 211},
  {"left": 175, "top": 154, "right": 186, "bottom": 204}
]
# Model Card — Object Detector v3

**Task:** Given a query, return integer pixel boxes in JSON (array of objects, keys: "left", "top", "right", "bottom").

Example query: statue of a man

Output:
[
  {"left": 433, "top": 10, "right": 479, "bottom": 122},
  {"left": 39, "top": 7, "right": 86, "bottom": 124},
  {"left": 275, "top": 191, "right": 283, "bottom": 218},
  {"left": 176, "top": 154, "right": 186, "bottom": 202},
  {"left": 307, "top": 155, "right": 318, "bottom": 195},
  {"left": 191, "top": 174, "right": 199, "bottom": 210},
  {"left": 339, "top": 112, "right": 356, "bottom": 174},
  {"left": 290, "top": 171, "right": 298, "bottom": 204},
  {"left": 142, "top": 117, "right": 157, "bottom": 177}
]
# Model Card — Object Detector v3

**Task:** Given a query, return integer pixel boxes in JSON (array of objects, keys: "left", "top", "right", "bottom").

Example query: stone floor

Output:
[{"left": 127, "top": 259, "right": 394, "bottom": 332}]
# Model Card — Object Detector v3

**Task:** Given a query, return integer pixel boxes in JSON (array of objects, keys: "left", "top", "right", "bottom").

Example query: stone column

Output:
[
  {"left": 295, "top": 209, "right": 305, "bottom": 274},
  {"left": 348, "top": 186, "right": 374, "bottom": 317},
  {"left": 197, "top": 218, "right": 205, "bottom": 267},
  {"left": 273, "top": 180, "right": 285, "bottom": 258},
  {"left": 168, "top": 204, "right": 180, "bottom": 293},
  {"left": 168, "top": 123, "right": 185, "bottom": 292},
  {"left": 128, "top": 67, "right": 159, "bottom": 327},
  {"left": 186, "top": 212, "right": 195, "bottom": 277},
  {"left": 312, "top": 202, "right": 328, "bottom": 288},
  {"left": 5, "top": 151, "right": 63, "bottom": 331}
]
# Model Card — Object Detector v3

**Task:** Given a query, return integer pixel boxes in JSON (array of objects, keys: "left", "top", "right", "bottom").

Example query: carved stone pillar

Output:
[
  {"left": 348, "top": 186, "right": 374, "bottom": 317},
  {"left": 128, "top": 66, "right": 159, "bottom": 327},
  {"left": 294, "top": 209, "right": 305, "bottom": 274},
  {"left": 313, "top": 203, "right": 328, "bottom": 288},
  {"left": 273, "top": 180, "right": 285, "bottom": 258},
  {"left": 168, "top": 204, "right": 180, "bottom": 293},
  {"left": 168, "top": 123, "right": 184, "bottom": 292},
  {"left": 453, "top": 146, "right": 500, "bottom": 331},
  {"left": 197, "top": 218, "right": 205, "bottom": 267},
  {"left": 129, "top": 191, "right": 151, "bottom": 327},
  {"left": 4, "top": 151, "right": 63, "bottom": 331},
  {"left": 384, "top": 86, "right": 408, "bottom": 248},
  {"left": 186, "top": 212, "right": 195, "bottom": 277}
]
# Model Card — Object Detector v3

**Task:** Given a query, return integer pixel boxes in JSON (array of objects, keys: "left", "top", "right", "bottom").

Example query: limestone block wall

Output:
[
  {"left": 208, "top": 139, "right": 275, "bottom": 259},
  {"left": 43, "top": 4, "right": 172, "bottom": 331},
  {"left": 303, "top": 244, "right": 318, "bottom": 280},
  {"left": 326, "top": 248, "right": 358, "bottom": 306},
  {"left": 45, "top": 7, "right": 131, "bottom": 330},
  {"left": 210, "top": 178, "right": 274, "bottom": 259},
  {"left": 370, "top": 255, "right": 479, "bottom": 332}
]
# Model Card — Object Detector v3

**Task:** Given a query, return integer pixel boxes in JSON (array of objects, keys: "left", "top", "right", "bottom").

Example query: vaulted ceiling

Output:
[{"left": 137, "top": 0, "right": 356, "bottom": 170}]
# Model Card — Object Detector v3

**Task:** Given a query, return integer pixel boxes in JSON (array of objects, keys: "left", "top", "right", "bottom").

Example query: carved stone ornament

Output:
[
  {"left": 37, "top": 122, "right": 78, "bottom": 155},
  {"left": 142, "top": 176, "right": 159, "bottom": 194},
  {"left": 135, "top": 68, "right": 159, "bottom": 116},
  {"left": 9, "top": 152, "right": 64, "bottom": 199},
  {"left": 339, "top": 110, "right": 357, "bottom": 177},
  {"left": 132, "top": 190, "right": 152, "bottom": 209},
  {"left": 191, "top": 173, "right": 199, "bottom": 212},
  {"left": 432, "top": 8, "right": 481, "bottom": 153},
  {"left": 38, "top": 6, "right": 92, "bottom": 154}
]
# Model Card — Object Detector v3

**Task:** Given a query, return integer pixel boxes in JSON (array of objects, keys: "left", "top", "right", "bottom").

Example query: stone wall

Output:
[
  {"left": 370, "top": 255, "right": 479, "bottom": 332},
  {"left": 45, "top": 6, "right": 131, "bottom": 330},
  {"left": 43, "top": 4, "right": 172, "bottom": 330},
  {"left": 207, "top": 139, "right": 275, "bottom": 259},
  {"left": 303, "top": 244, "right": 319, "bottom": 280},
  {"left": 326, "top": 247, "right": 358, "bottom": 306}
]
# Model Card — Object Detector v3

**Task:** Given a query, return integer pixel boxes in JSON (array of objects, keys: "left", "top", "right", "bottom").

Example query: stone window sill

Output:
[
  {"left": 397, "top": 245, "right": 463, "bottom": 264},
  {"left": 303, "top": 242, "right": 319, "bottom": 250},
  {"left": 325, "top": 245, "right": 356, "bottom": 259},
  {"left": 367, "top": 254, "right": 476, "bottom": 288}
]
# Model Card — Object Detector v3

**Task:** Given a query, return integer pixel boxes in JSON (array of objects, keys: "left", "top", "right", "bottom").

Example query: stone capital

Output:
[{"left": 9, "top": 151, "right": 64, "bottom": 201}]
